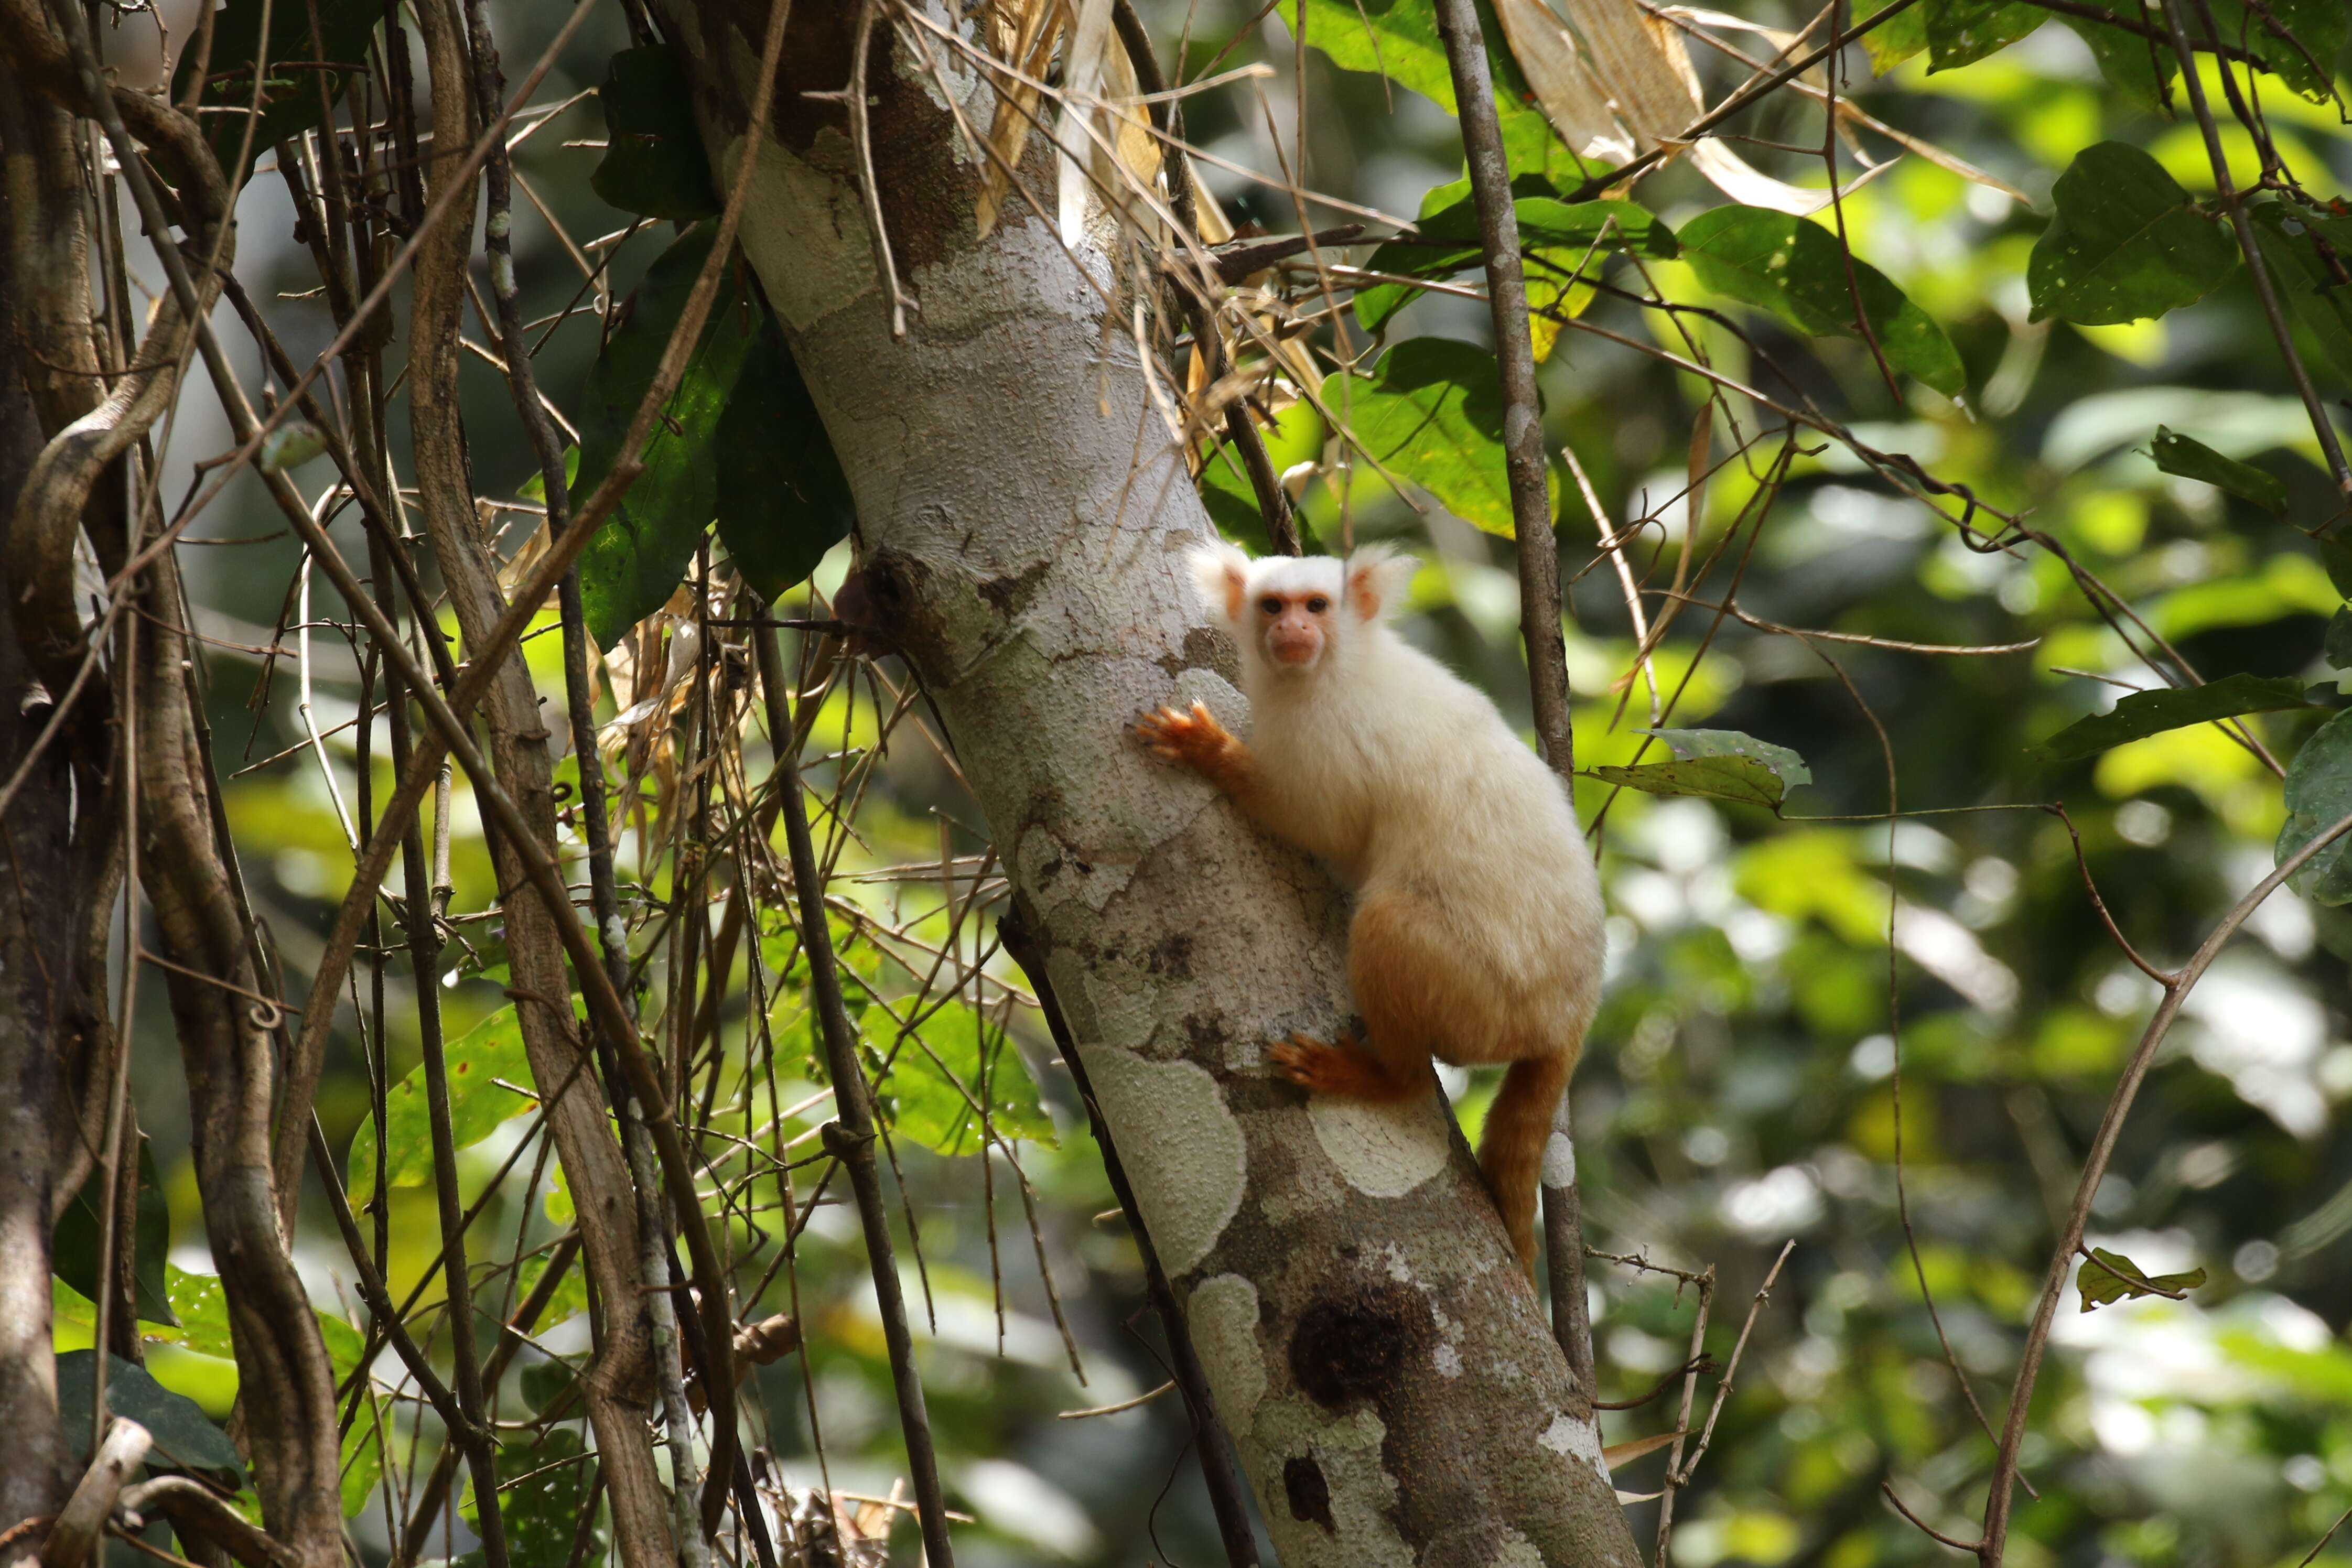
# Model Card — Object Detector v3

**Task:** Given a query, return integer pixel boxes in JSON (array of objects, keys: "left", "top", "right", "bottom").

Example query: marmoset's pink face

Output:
[{"left": 1254, "top": 588, "right": 1334, "bottom": 668}]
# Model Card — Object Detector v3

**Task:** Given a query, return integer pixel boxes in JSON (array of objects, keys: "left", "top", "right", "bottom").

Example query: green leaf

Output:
[
  {"left": 2321, "top": 537, "right": 2352, "bottom": 600},
  {"left": 1591, "top": 729, "right": 1813, "bottom": 810},
  {"left": 1298, "top": 0, "right": 1576, "bottom": 181},
  {"left": 1853, "top": 0, "right": 1931, "bottom": 70},
  {"left": 347, "top": 1009, "right": 537, "bottom": 1201},
  {"left": 56, "top": 1350, "right": 247, "bottom": 1484},
  {"left": 2062, "top": 14, "right": 2170, "bottom": 105},
  {"left": 2027, "top": 143, "right": 2237, "bottom": 325},
  {"left": 2150, "top": 426, "right": 2288, "bottom": 514},
  {"left": 1342, "top": 338, "right": 1514, "bottom": 535},
  {"left": 574, "top": 223, "right": 757, "bottom": 648},
  {"left": 1678, "top": 208, "right": 1966, "bottom": 395},
  {"left": 2035, "top": 672, "right": 2314, "bottom": 761},
  {"left": 171, "top": 0, "right": 381, "bottom": 172},
  {"left": 514, "top": 1251, "right": 591, "bottom": 1329},
  {"left": 884, "top": 1000, "right": 1057, "bottom": 1154},
  {"left": 592, "top": 47, "right": 722, "bottom": 221},
  {"left": 2076, "top": 1248, "right": 2207, "bottom": 1311},
  {"left": 2208, "top": 0, "right": 2349, "bottom": 100},
  {"left": 341, "top": 1421, "right": 383, "bottom": 1517},
  {"left": 2278, "top": 708, "right": 2352, "bottom": 904},
  {"left": 519, "top": 1355, "right": 582, "bottom": 1416},
  {"left": 52, "top": 1137, "right": 177, "bottom": 1327},
  {"left": 462, "top": 1425, "right": 599, "bottom": 1568},
  {"left": 2248, "top": 207, "right": 2352, "bottom": 383},
  {"left": 2327, "top": 609, "right": 2352, "bottom": 669},
  {"left": 714, "top": 315, "right": 855, "bottom": 601},
  {"left": 1354, "top": 198, "right": 1676, "bottom": 334},
  {"left": 1924, "top": 0, "right": 2046, "bottom": 70}
]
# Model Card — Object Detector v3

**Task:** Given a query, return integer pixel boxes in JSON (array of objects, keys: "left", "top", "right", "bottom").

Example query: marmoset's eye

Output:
[
  {"left": 1258, "top": 596, "right": 1283, "bottom": 615},
  {"left": 1306, "top": 596, "right": 1329, "bottom": 614}
]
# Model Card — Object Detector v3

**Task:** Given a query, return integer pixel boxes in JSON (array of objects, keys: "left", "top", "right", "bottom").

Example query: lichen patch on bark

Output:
[
  {"left": 1306, "top": 1092, "right": 1452, "bottom": 1199},
  {"left": 1077, "top": 1044, "right": 1245, "bottom": 1275}
]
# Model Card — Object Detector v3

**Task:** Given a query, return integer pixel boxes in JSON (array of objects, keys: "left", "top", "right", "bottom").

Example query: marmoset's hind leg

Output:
[{"left": 1269, "top": 884, "right": 1469, "bottom": 1102}]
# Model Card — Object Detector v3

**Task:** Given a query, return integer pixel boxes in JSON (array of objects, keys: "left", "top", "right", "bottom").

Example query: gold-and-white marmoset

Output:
[{"left": 1136, "top": 539, "right": 1604, "bottom": 1274}]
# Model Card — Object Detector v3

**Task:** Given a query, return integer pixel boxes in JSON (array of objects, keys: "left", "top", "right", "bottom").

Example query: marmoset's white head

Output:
[{"left": 1188, "top": 539, "right": 1417, "bottom": 679}]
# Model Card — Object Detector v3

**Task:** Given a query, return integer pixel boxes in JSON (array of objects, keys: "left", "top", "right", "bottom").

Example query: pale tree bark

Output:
[{"left": 668, "top": 8, "right": 1643, "bottom": 1562}]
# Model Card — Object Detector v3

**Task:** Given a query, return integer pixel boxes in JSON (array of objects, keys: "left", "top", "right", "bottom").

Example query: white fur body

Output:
[{"left": 1192, "top": 547, "right": 1604, "bottom": 1069}]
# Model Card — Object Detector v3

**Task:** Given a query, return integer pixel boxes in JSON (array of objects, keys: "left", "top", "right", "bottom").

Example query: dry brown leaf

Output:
[
  {"left": 1601, "top": 1428, "right": 1687, "bottom": 1466},
  {"left": 975, "top": 0, "right": 1065, "bottom": 240}
]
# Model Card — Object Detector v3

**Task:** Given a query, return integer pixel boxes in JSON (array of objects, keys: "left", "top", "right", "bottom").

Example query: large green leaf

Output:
[
  {"left": 170, "top": 0, "right": 381, "bottom": 171},
  {"left": 714, "top": 315, "right": 855, "bottom": 601},
  {"left": 1297, "top": 0, "right": 1576, "bottom": 180},
  {"left": 347, "top": 1009, "right": 537, "bottom": 1201},
  {"left": 57, "top": 1350, "right": 246, "bottom": 1485},
  {"left": 1354, "top": 197, "right": 1676, "bottom": 334},
  {"left": 1853, "top": 0, "right": 1932, "bottom": 70},
  {"left": 165, "top": 1264, "right": 364, "bottom": 1385},
  {"left": 2208, "top": 0, "right": 2349, "bottom": 100},
  {"left": 884, "top": 1000, "right": 1057, "bottom": 1155},
  {"left": 51, "top": 1137, "right": 177, "bottom": 1327},
  {"left": 2027, "top": 143, "right": 2237, "bottom": 325},
  {"left": 2150, "top": 426, "right": 2288, "bottom": 514},
  {"left": 2279, "top": 708, "right": 2352, "bottom": 904},
  {"left": 462, "top": 1425, "right": 600, "bottom": 1568},
  {"left": 2063, "top": 15, "right": 2171, "bottom": 105},
  {"left": 1924, "top": 0, "right": 2046, "bottom": 70},
  {"left": 1590, "top": 729, "right": 1813, "bottom": 810},
  {"left": 2036, "top": 672, "right": 2315, "bottom": 761},
  {"left": 2248, "top": 207, "right": 2352, "bottom": 383},
  {"left": 1341, "top": 338, "right": 1515, "bottom": 535},
  {"left": 592, "top": 47, "right": 721, "bottom": 222},
  {"left": 1678, "top": 208, "right": 1966, "bottom": 395},
  {"left": 575, "top": 224, "right": 756, "bottom": 647}
]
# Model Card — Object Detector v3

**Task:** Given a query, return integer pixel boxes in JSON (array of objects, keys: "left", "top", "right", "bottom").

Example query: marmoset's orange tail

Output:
[{"left": 1477, "top": 1052, "right": 1575, "bottom": 1276}]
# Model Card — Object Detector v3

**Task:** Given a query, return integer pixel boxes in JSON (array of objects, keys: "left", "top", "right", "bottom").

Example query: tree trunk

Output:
[{"left": 668, "top": 10, "right": 1642, "bottom": 1563}]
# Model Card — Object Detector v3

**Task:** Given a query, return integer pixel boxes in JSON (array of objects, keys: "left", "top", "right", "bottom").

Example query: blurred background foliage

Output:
[{"left": 62, "top": 0, "right": 2352, "bottom": 1562}]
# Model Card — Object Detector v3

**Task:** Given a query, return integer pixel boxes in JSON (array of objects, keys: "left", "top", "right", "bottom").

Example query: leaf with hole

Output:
[
  {"left": 56, "top": 1350, "right": 246, "bottom": 1484},
  {"left": 574, "top": 223, "right": 756, "bottom": 648},
  {"left": 592, "top": 47, "right": 722, "bottom": 221},
  {"left": 2151, "top": 427, "right": 2287, "bottom": 515},
  {"left": 1678, "top": 207, "right": 1965, "bottom": 395},
  {"left": 1353, "top": 198, "right": 1675, "bottom": 335},
  {"left": 2027, "top": 143, "right": 2236, "bottom": 325},
  {"left": 714, "top": 315, "right": 855, "bottom": 602},
  {"left": 51, "top": 1137, "right": 177, "bottom": 1327},
  {"left": 2076, "top": 1248, "right": 2206, "bottom": 1312},
  {"left": 2034, "top": 672, "right": 2314, "bottom": 761},
  {"left": 2278, "top": 708, "right": 2352, "bottom": 905},
  {"left": 1591, "top": 729, "right": 1812, "bottom": 810},
  {"left": 1924, "top": 0, "right": 2045, "bottom": 70},
  {"left": 347, "top": 1008, "right": 537, "bottom": 1202}
]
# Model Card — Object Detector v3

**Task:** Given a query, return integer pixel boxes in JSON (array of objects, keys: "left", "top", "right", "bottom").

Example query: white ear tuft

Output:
[
  {"left": 1344, "top": 544, "right": 1418, "bottom": 622},
  {"left": 1187, "top": 538, "right": 1252, "bottom": 625}
]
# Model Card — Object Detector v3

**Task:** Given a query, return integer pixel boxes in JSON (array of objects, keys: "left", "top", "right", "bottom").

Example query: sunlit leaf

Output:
[
  {"left": 1852, "top": 0, "right": 1930, "bottom": 69},
  {"left": 1353, "top": 197, "right": 1676, "bottom": 335},
  {"left": 2208, "top": 0, "right": 2349, "bottom": 100},
  {"left": 56, "top": 1350, "right": 246, "bottom": 1484},
  {"left": 2150, "top": 426, "right": 2288, "bottom": 514},
  {"left": 2027, "top": 143, "right": 2237, "bottom": 325},
  {"left": 883, "top": 999, "right": 1057, "bottom": 1154},
  {"left": 2035, "top": 673, "right": 2313, "bottom": 761},
  {"left": 1678, "top": 207, "right": 1966, "bottom": 395},
  {"left": 592, "top": 47, "right": 722, "bottom": 221},
  {"left": 715, "top": 314, "right": 855, "bottom": 601},
  {"left": 342, "top": 1421, "right": 383, "bottom": 1517},
  {"left": 2278, "top": 708, "right": 2352, "bottom": 905},
  {"left": 1592, "top": 728, "right": 1812, "bottom": 810},
  {"left": 347, "top": 1008, "right": 537, "bottom": 1201},
  {"left": 1342, "top": 338, "right": 1515, "bottom": 535},
  {"left": 575, "top": 222, "right": 756, "bottom": 648},
  {"left": 52, "top": 1137, "right": 177, "bottom": 1328},
  {"left": 2076, "top": 1248, "right": 2206, "bottom": 1311}
]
